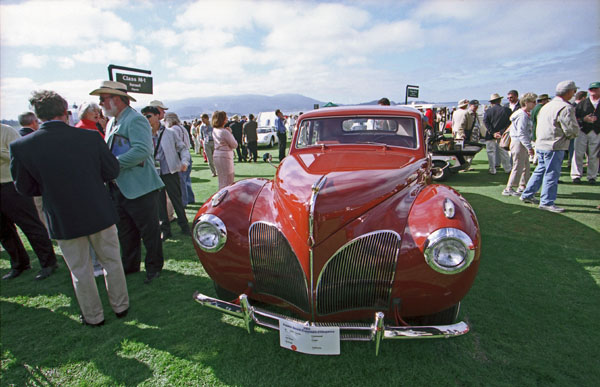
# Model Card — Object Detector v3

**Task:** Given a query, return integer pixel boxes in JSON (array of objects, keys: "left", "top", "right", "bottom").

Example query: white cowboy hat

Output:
[{"left": 89, "top": 80, "right": 136, "bottom": 102}]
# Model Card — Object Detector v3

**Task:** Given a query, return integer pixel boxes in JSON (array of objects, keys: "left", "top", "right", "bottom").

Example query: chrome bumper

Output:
[{"left": 193, "top": 292, "right": 469, "bottom": 355}]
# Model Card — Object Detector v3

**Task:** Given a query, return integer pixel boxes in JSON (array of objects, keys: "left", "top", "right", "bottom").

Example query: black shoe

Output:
[
  {"left": 589, "top": 179, "right": 596, "bottom": 185},
  {"left": 181, "top": 227, "right": 191, "bottom": 236},
  {"left": 124, "top": 268, "right": 140, "bottom": 275},
  {"left": 115, "top": 308, "right": 129, "bottom": 318},
  {"left": 573, "top": 178, "right": 582, "bottom": 184},
  {"left": 2, "top": 267, "right": 30, "bottom": 280},
  {"left": 144, "top": 271, "right": 161, "bottom": 284},
  {"left": 80, "top": 314, "right": 105, "bottom": 327},
  {"left": 35, "top": 264, "right": 58, "bottom": 280},
  {"left": 161, "top": 231, "right": 172, "bottom": 241}
]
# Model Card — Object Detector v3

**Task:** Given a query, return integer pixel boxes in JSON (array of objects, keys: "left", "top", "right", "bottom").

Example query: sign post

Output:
[
  {"left": 108, "top": 65, "right": 153, "bottom": 95},
  {"left": 405, "top": 85, "right": 419, "bottom": 105}
]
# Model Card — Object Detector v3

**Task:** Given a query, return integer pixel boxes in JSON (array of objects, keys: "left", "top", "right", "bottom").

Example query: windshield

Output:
[
  {"left": 257, "top": 127, "right": 272, "bottom": 133},
  {"left": 295, "top": 117, "right": 418, "bottom": 149}
]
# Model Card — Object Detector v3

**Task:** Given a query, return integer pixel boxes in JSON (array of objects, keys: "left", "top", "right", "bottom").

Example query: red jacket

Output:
[{"left": 75, "top": 119, "right": 103, "bottom": 136}]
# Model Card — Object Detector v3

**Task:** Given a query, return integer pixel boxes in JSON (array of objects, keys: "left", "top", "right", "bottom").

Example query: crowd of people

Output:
[
  {"left": 1, "top": 78, "right": 598, "bottom": 326},
  {"left": 0, "top": 80, "right": 295, "bottom": 327},
  {"left": 424, "top": 81, "right": 598, "bottom": 213}
]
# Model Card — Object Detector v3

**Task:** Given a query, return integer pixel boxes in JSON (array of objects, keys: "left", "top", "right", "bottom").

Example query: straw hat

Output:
[
  {"left": 457, "top": 99, "right": 469, "bottom": 108},
  {"left": 489, "top": 93, "right": 502, "bottom": 102},
  {"left": 89, "top": 80, "right": 136, "bottom": 102}
]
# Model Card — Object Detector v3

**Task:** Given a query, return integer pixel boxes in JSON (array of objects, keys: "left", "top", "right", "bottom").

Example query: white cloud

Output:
[
  {"left": 147, "top": 28, "right": 181, "bottom": 48},
  {"left": 0, "top": 0, "right": 133, "bottom": 47},
  {"left": 134, "top": 45, "right": 152, "bottom": 67},
  {"left": 19, "top": 53, "right": 49, "bottom": 68},
  {"left": 72, "top": 42, "right": 132, "bottom": 64},
  {"left": 57, "top": 57, "right": 76, "bottom": 69},
  {"left": 0, "top": 77, "right": 103, "bottom": 120}
]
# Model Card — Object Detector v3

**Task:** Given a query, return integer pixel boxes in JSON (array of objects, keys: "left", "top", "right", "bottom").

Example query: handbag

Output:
[{"left": 499, "top": 125, "right": 512, "bottom": 150}]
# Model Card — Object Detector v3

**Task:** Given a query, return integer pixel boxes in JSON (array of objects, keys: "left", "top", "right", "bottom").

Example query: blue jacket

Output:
[{"left": 104, "top": 106, "right": 164, "bottom": 199}]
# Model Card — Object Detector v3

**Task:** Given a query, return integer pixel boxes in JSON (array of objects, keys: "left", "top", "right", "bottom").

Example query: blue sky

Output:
[{"left": 1, "top": 0, "right": 599, "bottom": 120}]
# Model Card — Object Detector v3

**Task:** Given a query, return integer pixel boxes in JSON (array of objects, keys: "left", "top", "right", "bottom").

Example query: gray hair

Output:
[
  {"left": 164, "top": 112, "right": 182, "bottom": 127},
  {"left": 519, "top": 93, "right": 538, "bottom": 107},
  {"left": 18, "top": 111, "right": 37, "bottom": 126},
  {"left": 78, "top": 102, "right": 100, "bottom": 120}
]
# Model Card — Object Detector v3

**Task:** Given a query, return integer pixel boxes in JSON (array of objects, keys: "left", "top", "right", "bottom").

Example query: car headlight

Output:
[
  {"left": 193, "top": 214, "right": 227, "bottom": 252},
  {"left": 424, "top": 228, "right": 475, "bottom": 274}
]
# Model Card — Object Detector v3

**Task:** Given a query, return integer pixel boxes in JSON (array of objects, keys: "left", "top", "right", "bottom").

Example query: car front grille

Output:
[
  {"left": 315, "top": 231, "right": 401, "bottom": 315},
  {"left": 249, "top": 224, "right": 400, "bottom": 317},
  {"left": 249, "top": 222, "right": 310, "bottom": 312}
]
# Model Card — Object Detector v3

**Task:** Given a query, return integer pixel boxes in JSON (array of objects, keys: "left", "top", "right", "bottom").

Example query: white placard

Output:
[{"left": 279, "top": 320, "right": 340, "bottom": 355}]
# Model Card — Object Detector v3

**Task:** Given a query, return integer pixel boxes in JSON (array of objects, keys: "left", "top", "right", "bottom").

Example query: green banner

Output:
[
  {"left": 407, "top": 87, "right": 419, "bottom": 98},
  {"left": 116, "top": 73, "right": 153, "bottom": 94}
]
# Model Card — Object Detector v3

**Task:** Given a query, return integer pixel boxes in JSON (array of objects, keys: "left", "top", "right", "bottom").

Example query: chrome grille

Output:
[
  {"left": 249, "top": 222, "right": 310, "bottom": 312},
  {"left": 316, "top": 231, "right": 401, "bottom": 315}
]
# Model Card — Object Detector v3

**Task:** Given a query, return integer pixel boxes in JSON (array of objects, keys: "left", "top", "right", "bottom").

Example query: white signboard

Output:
[{"left": 279, "top": 320, "right": 340, "bottom": 355}]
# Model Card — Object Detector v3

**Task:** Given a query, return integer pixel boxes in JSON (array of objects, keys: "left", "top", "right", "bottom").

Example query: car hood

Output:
[{"left": 272, "top": 149, "right": 426, "bottom": 245}]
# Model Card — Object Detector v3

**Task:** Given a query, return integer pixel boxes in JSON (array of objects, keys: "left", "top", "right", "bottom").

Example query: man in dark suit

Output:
[
  {"left": 505, "top": 90, "right": 521, "bottom": 114},
  {"left": 17, "top": 112, "right": 39, "bottom": 137},
  {"left": 484, "top": 93, "right": 513, "bottom": 174},
  {"left": 10, "top": 90, "right": 129, "bottom": 326}
]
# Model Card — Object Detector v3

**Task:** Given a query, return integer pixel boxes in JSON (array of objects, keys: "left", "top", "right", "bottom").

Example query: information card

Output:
[{"left": 279, "top": 320, "right": 340, "bottom": 355}]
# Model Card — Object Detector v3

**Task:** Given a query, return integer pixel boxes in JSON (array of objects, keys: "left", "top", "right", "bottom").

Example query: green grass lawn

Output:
[{"left": 1, "top": 147, "right": 599, "bottom": 386}]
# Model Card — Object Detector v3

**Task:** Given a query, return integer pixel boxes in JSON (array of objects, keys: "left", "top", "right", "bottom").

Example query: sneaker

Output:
[
  {"left": 488, "top": 169, "right": 497, "bottom": 175},
  {"left": 589, "top": 179, "right": 596, "bottom": 185},
  {"left": 539, "top": 204, "right": 565, "bottom": 213},
  {"left": 502, "top": 188, "right": 518, "bottom": 196},
  {"left": 520, "top": 196, "right": 539, "bottom": 204},
  {"left": 516, "top": 187, "right": 525, "bottom": 194},
  {"left": 572, "top": 178, "right": 582, "bottom": 184}
]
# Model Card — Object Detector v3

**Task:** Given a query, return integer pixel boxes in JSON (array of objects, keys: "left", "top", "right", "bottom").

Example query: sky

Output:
[{"left": 1, "top": 0, "right": 599, "bottom": 120}]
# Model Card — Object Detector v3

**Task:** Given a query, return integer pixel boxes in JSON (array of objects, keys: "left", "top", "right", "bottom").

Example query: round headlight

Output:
[
  {"left": 424, "top": 228, "right": 474, "bottom": 274},
  {"left": 193, "top": 214, "right": 227, "bottom": 252}
]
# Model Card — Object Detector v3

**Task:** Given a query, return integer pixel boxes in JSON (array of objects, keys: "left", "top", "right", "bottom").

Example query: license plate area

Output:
[{"left": 279, "top": 320, "right": 340, "bottom": 355}]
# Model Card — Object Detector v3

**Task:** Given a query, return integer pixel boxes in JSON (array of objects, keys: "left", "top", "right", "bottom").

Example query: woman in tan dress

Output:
[{"left": 211, "top": 111, "right": 238, "bottom": 190}]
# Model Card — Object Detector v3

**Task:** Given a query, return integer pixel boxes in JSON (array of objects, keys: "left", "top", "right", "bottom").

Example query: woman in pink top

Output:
[{"left": 211, "top": 111, "right": 238, "bottom": 190}]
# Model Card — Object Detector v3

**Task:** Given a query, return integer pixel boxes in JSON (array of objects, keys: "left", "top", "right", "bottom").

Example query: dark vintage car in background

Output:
[{"left": 192, "top": 106, "right": 481, "bottom": 355}]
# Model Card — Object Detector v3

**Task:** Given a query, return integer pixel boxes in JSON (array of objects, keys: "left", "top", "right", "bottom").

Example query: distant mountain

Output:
[
  {"left": 134, "top": 94, "right": 492, "bottom": 120},
  {"left": 157, "top": 94, "right": 325, "bottom": 119}
]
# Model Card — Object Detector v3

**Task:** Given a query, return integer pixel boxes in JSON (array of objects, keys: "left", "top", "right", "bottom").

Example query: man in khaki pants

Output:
[{"left": 10, "top": 90, "right": 129, "bottom": 326}]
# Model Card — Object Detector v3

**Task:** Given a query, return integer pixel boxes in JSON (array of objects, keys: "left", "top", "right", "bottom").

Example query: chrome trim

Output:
[
  {"left": 443, "top": 198, "right": 455, "bottom": 219},
  {"left": 308, "top": 175, "right": 327, "bottom": 320},
  {"left": 193, "top": 292, "right": 470, "bottom": 355},
  {"left": 193, "top": 214, "right": 227, "bottom": 252},
  {"left": 211, "top": 189, "right": 228, "bottom": 207},
  {"left": 424, "top": 228, "right": 475, "bottom": 274},
  {"left": 315, "top": 230, "right": 401, "bottom": 315},
  {"left": 248, "top": 222, "right": 310, "bottom": 312}
]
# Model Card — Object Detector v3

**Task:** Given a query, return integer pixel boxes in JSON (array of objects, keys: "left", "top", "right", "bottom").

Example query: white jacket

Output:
[{"left": 535, "top": 97, "right": 579, "bottom": 151}]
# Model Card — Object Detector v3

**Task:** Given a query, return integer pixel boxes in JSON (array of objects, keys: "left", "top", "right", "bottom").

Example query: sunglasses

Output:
[
  {"left": 145, "top": 115, "right": 153, "bottom": 119},
  {"left": 99, "top": 95, "right": 115, "bottom": 103}
]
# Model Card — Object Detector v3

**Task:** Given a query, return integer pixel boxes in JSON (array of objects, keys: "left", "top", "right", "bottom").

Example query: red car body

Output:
[{"left": 193, "top": 106, "right": 480, "bottom": 330}]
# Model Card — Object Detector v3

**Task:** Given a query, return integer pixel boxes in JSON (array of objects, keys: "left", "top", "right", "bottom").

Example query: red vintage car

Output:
[{"left": 192, "top": 106, "right": 481, "bottom": 355}]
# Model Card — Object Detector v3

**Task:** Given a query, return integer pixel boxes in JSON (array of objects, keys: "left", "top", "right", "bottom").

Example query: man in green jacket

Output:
[{"left": 90, "top": 81, "right": 165, "bottom": 284}]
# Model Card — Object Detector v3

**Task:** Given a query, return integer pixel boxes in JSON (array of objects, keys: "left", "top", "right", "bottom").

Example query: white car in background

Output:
[{"left": 256, "top": 126, "right": 278, "bottom": 147}]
